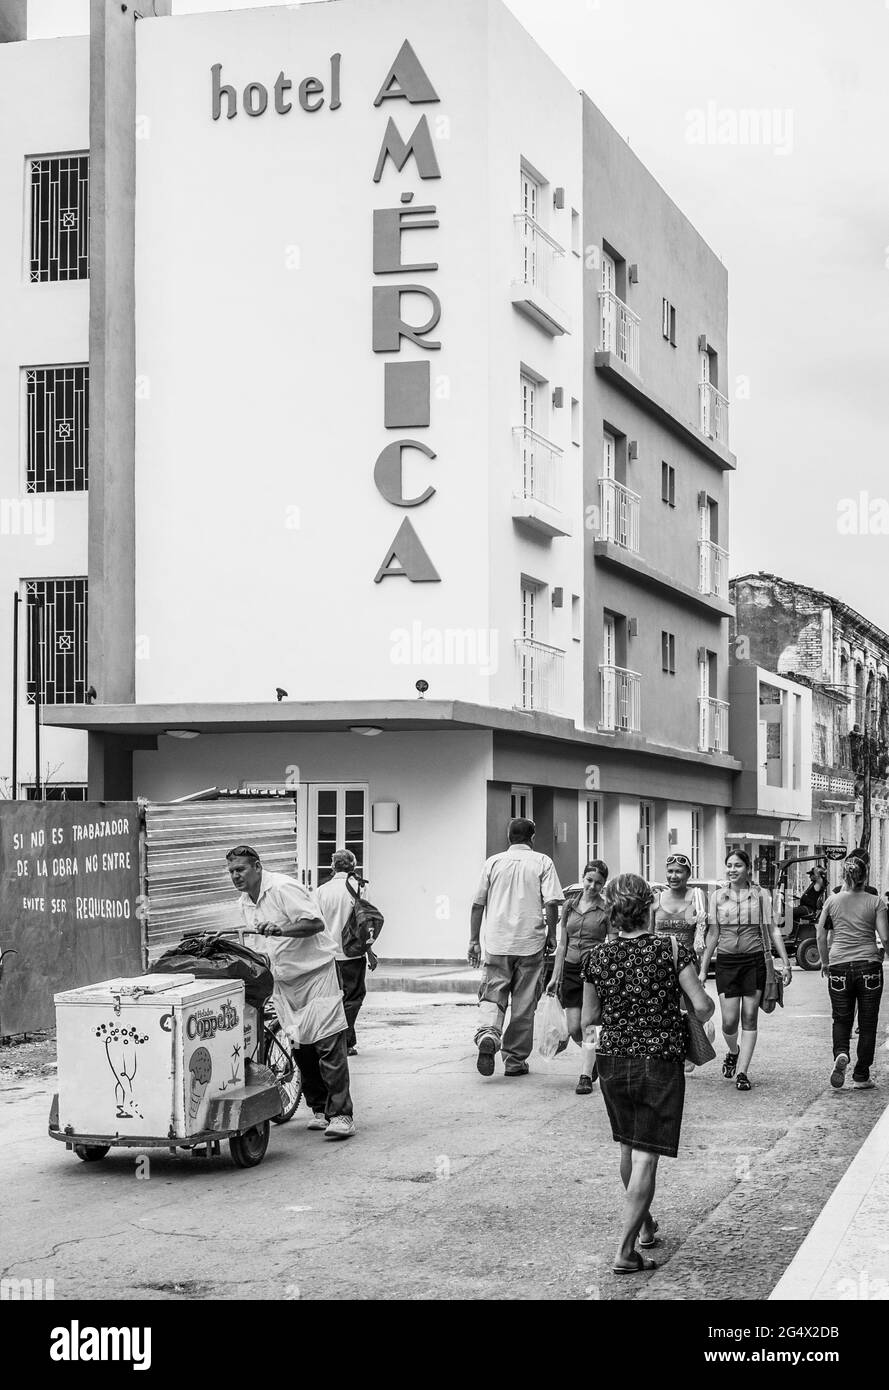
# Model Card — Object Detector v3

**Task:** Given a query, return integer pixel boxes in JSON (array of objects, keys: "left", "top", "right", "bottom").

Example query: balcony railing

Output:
[
  {"left": 514, "top": 426, "right": 563, "bottom": 511},
  {"left": 699, "top": 696, "right": 730, "bottom": 753},
  {"left": 699, "top": 381, "right": 730, "bottom": 446},
  {"left": 515, "top": 638, "right": 565, "bottom": 714},
  {"left": 513, "top": 214, "right": 565, "bottom": 300},
  {"left": 598, "top": 477, "right": 640, "bottom": 552},
  {"left": 599, "top": 664, "right": 642, "bottom": 732},
  {"left": 599, "top": 290, "right": 640, "bottom": 375},
  {"left": 698, "top": 539, "right": 729, "bottom": 599}
]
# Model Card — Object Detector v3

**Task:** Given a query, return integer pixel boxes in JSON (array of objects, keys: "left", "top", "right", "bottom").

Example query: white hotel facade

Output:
[{"left": 1, "top": 0, "right": 743, "bottom": 958}]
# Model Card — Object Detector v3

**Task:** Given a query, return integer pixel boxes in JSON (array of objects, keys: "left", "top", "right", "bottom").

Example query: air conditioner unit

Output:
[
  {"left": 629, "top": 263, "right": 639, "bottom": 284},
  {"left": 552, "top": 386, "right": 564, "bottom": 409},
  {"left": 628, "top": 618, "right": 639, "bottom": 637},
  {"left": 553, "top": 187, "right": 565, "bottom": 209},
  {"left": 552, "top": 587, "right": 564, "bottom": 608},
  {"left": 668, "top": 828, "right": 679, "bottom": 845},
  {"left": 628, "top": 440, "right": 638, "bottom": 461}
]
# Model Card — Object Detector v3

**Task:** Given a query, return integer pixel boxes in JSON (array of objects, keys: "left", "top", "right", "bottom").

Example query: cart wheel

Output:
[
  {"left": 73, "top": 1144, "right": 110, "bottom": 1162},
  {"left": 229, "top": 1121, "right": 270, "bottom": 1169},
  {"left": 796, "top": 936, "right": 821, "bottom": 972},
  {"left": 264, "top": 1023, "right": 303, "bottom": 1123}
]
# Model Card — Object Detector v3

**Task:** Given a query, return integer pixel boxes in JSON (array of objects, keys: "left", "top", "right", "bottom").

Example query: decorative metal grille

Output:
[
  {"left": 25, "top": 578, "right": 88, "bottom": 705},
  {"left": 26, "top": 366, "right": 89, "bottom": 492},
  {"left": 29, "top": 155, "right": 90, "bottom": 283}
]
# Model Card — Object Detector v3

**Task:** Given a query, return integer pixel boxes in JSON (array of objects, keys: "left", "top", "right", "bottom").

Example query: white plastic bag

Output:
[{"left": 535, "top": 993, "right": 570, "bottom": 1059}]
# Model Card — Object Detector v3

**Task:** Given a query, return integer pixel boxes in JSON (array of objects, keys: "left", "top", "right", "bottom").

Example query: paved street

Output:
[{"left": 1, "top": 971, "right": 886, "bottom": 1302}]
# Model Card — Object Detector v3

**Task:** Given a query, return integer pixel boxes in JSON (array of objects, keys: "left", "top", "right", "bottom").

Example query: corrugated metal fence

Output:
[{"left": 142, "top": 798, "right": 298, "bottom": 964}]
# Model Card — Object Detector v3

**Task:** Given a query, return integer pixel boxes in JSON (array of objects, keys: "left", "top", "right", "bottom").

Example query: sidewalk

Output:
[
  {"left": 367, "top": 961, "right": 479, "bottom": 995},
  {"left": 770, "top": 1097, "right": 889, "bottom": 1300}
]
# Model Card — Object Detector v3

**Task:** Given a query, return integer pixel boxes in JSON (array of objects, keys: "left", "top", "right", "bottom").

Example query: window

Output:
[
  {"left": 571, "top": 396, "right": 580, "bottom": 446},
  {"left": 661, "top": 631, "right": 676, "bottom": 675},
  {"left": 24, "top": 784, "right": 87, "bottom": 801},
  {"left": 571, "top": 208, "right": 581, "bottom": 256},
  {"left": 25, "top": 366, "right": 89, "bottom": 492},
  {"left": 639, "top": 801, "right": 653, "bottom": 880},
  {"left": 510, "top": 786, "right": 533, "bottom": 821},
  {"left": 582, "top": 796, "right": 601, "bottom": 863},
  {"left": 690, "top": 808, "right": 702, "bottom": 878},
  {"left": 29, "top": 154, "right": 90, "bottom": 283},
  {"left": 661, "top": 462, "right": 676, "bottom": 507},
  {"left": 25, "top": 578, "right": 88, "bottom": 705},
  {"left": 571, "top": 594, "right": 581, "bottom": 642},
  {"left": 661, "top": 298, "right": 677, "bottom": 345}
]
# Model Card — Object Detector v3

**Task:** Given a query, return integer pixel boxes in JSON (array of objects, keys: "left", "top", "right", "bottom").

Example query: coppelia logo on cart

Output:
[{"left": 186, "top": 1000, "right": 239, "bottom": 1041}]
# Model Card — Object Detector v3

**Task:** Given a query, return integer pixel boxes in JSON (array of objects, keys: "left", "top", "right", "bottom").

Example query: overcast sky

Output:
[{"left": 29, "top": 0, "right": 889, "bottom": 629}]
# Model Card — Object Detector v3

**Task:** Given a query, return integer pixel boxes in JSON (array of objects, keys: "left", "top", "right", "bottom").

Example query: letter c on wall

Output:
[{"left": 374, "top": 439, "right": 437, "bottom": 507}]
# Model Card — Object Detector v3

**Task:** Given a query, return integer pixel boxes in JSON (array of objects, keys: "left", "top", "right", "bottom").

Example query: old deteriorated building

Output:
[
  {"left": 2, "top": 0, "right": 742, "bottom": 957},
  {"left": 730, "top": 572, "right": 889, "bottom": 893}
]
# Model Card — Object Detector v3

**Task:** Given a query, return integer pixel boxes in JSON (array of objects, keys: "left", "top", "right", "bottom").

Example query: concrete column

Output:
[
  {"left": 0, "top": 1, "right": 26, "bottom": 42},
  {"left": 87, "top": 733, "right": 133, "bottom": 800},
  {"left": 601, "top": 794, "right": 621, "bottom": 874},
  {"left": 652, "top": 801, "right": 670, "bottom": 882}
]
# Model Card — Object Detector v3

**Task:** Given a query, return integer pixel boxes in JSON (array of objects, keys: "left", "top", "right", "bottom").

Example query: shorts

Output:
[
  {"left": 596, "top": 1054, "right": 686, "bottom": 1158},
  {"left": 715, "top": 951, "right": 766, "bottom": 999},
  {"left": 559, "top": 959, "right": 585, "bottom": 1010}
]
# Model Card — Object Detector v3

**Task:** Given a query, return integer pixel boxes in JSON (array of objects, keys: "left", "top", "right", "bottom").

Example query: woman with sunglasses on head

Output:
[
  {"left": 546, "top": 860, "right": 610, "bottom": 1094},
  {"left": 651, "top": 853, "right": 711, "bottom": 1072},
  {"left": 698, "top": 850, "right": 792, "bottom": 1092}
]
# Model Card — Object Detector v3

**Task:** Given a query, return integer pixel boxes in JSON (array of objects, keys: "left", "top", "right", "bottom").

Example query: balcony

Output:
[
  {"left": 599, "top": 665, "right": 642, "bottom": 732},
  {"left": 699, "top": 696, "right": 730, "bottom": 753},
  {"left": 698, "top": 539, "right": 729, "bottom": 600},
  {"left": 598, "top": 477, "right": 640, "bottom": 552},
  {"left": 515, "top": 638, "right": 565, "bottom": 714},
  {"left": 512, "top": 427, "right": 570, "bottom": 538},
  {"left": 700, "top": 381, "right": 730, "bottom": 446},
  {"left": 599, "top": 291, "right": 640, "bottom": 375},
  {"left": 510, "top": 215, "right": 571, "bottom": 336}
]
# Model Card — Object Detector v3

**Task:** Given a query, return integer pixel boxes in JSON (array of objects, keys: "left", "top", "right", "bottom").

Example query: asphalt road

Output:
[{"left": 1, "top": 971, "right": 886, "bottom": 1301}]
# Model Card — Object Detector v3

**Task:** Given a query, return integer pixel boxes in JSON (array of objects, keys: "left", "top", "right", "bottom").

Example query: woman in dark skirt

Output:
[
  {"left": 698, "top": 850, "right": 792, "bottom": 1092},
  {"left": 581, "top": 873, "right": 714, "bottom": 1274}
]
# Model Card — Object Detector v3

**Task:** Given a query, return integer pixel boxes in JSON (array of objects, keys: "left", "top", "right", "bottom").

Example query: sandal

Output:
[
  {"left": 613, "top": 1251, "right": 657, "bottom": 1274},
  {"left": 735, "top": 1072, "right": 752, "bottom": 1091},
  {"left": 638, "top": 1220, "right": 661, "bottom": 1249}
]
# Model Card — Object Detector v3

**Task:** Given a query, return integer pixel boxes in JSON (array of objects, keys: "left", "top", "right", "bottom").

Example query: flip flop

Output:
[
  {"left": 613, "top": 1252, "right": 657, "bottom": 1274},
  {"left": 638, "top": 1219, "right": 660, "bottom": 1249}
]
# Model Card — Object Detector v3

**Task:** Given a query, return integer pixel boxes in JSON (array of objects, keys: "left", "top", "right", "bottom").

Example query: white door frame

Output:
[{"left": 297, "top": 782, "right": 369, "bottom": 891}]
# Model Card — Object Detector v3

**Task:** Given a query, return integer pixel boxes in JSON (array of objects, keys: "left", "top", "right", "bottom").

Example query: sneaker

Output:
[
  {"left": 830, "top": 1053, "right": 849, "bottom": 1089},
  {"left": 347, "top": 1046, "right": 358, "bottom": 1057},
  {"left": 504, "top": 1061, "right": 530, "bottom": 1076},
  {"left": 735, "top": 1072, "right": 752, "bottom": 1091},
  {"left": 722, "top": 1050, "right": 739, "bottom": 1079},
  {"left": 476, "top": 1035, "right": 498, "bottom": 1077},
  {"left": 853, "top": 1078, "right": 875, "bottom": 1090},
  {"left": 575, "top": 1074, "right": 594, "bottom": 1095},
  {"left": 306, "top": 1111, "right": 328, "bottom": 1131},
  {"left": 323, "top": 1115, "right": 356, "bottom": 1140}
]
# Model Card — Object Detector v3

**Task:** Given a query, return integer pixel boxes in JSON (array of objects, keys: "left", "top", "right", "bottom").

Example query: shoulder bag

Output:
[
  {"left": 758, "top": 910, "right": 784, "bottom": 1014},
  {"left": 670, "top": 937, "right": 716, "bottom": 1065}
]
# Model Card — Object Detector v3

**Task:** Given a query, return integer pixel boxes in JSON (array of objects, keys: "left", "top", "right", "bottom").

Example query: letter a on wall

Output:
[
  {"left": 374, "top": 40, "right": 440, "bottom": 105},
  {"left": 373, "top": 518, "right": 441, "bottom": 583}
]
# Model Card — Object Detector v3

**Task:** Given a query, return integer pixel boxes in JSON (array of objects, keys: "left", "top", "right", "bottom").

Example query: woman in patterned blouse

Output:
[{"left": 581, "top": 873, "right": 714, "bottom": 1274}]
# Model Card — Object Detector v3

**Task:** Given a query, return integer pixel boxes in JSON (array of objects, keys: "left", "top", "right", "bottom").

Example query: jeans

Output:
[
  {"left": 828, "top": 960, "right": 884, "bottom": 1081},
  {"left": 296, "top": 1029, "right": 353, "bottom": 1119},
  {"left": 337, "top": 958, "right": 367, "bottom": 1048},
  {"left": 475, "top": 950, "right": 544, "bottom": 1066}
]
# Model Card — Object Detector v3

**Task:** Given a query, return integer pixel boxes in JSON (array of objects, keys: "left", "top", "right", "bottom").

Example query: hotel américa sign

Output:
[{"left": 211, "top": 41, "right": 444, "bottom": 585}]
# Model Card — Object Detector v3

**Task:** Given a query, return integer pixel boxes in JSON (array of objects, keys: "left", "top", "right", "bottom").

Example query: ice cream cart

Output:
[{"left": 48, "top": 973, "right": 284, "bottom": 1168}]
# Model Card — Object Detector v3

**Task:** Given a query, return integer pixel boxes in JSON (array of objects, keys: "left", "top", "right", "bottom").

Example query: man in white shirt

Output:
[
  {"left": 227, "top": 844, "right": 355, "bottom": 1139},
  {"left": 316, "top": 849, "right": 370, "bottom": 1056},
  {"left": 468, "top": 818, "right": 563, "bottom": 1077}
]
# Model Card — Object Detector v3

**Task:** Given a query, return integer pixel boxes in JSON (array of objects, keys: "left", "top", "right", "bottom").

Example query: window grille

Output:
[
  {"left": 23, "top": 785, "right": 88, "bottom": 801},
  {"left": 25, "top": 366, "right": 89, "bottom": 492},
  {"left": 29, "top": 154, "right": 90, "bottom": 283},
  {"left": 25, "top": 578, "right": 88, "bottom": 705}
]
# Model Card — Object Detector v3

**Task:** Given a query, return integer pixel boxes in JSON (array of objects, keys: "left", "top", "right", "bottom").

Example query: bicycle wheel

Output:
[{"left": 263, "top": 1023, "right": 303, "bottom": 1123}]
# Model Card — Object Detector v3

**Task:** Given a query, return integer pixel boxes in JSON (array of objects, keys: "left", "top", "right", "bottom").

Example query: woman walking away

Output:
[
  {"left": 546, "top": 860, "right": 610, "bottom": 1094},
  {"left": 581, "top": 874, "right": 714, "bottom": 1274},
  {"left": 817, "top": 855, "right": 889, "bottom": 1090},
  {"left": 698, "top": 851, "right": 792, "bottom": 1092},
  {"left": 651, "top": 853, "right": 711, "bottom": 1073}
]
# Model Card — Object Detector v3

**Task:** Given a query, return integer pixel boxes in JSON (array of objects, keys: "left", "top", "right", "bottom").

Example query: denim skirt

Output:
[{"left": 596, "top": 1054, "right": 686, "bottom": 1158}]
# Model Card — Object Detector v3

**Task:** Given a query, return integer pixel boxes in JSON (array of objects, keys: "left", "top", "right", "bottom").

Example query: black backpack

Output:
[{"left": 341, "top": 875, "right": 384, "bottom": 958}]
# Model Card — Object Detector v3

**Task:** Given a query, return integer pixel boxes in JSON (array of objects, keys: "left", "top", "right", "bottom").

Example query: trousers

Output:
[
  {"left": 475, "top": 950, "right": 545, "bottom": 1066},
  {"left": 828, "top": 960, "right": 884, "bottom": 1081},
  {"left": 296, "top": 1029, "right": 353, "bottom": 1119},
  {"left": 337, "top": 957, "right": 367, "bottom": 1048}
]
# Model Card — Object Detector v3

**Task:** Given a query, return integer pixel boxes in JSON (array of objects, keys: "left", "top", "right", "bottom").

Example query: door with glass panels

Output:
[
  {"left": 600, "top": 252, "right": 617, "bottom": 350},
  {"left": 520, "top": 374, "right": 537, "bottom": 498},
  {"left": 520, "top": 170, "right": 540, "bottom": 285},
  {"left": 304, "top": 784, "right": 368, "bottom": 890}
]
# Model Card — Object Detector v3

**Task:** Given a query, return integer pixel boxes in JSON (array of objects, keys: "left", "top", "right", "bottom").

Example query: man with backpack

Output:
[{"left": 317, "top": 849, "right": 382, "bottom": 1056}]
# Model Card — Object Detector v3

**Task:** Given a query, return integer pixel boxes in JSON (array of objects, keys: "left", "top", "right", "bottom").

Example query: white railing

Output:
[
  {"left": 599, "top": 665, "right": 642, "bottom": 732},
  {"left": 699, "top": 381, "right": 730, "bottom": 446},
  {"left": 513, "top": 427, "right": 563, "bottom": 511},
  {"left": 599, "top": 477, "right": 640, "bottom": 552},
  {"left": 698, "top": 539, "right": 729, "bottom": 599},
  {"left": 699, "top": 696, "right": 730, "bottom": 753},
  {"left": 513, "top": 214, "right": 565, "bottom": 301},
  {"left": 515, "top": 638, "right": 565, "bottom": 713},
  {"left": 599, "top": 290, "right": 640, "bottom": 374}
]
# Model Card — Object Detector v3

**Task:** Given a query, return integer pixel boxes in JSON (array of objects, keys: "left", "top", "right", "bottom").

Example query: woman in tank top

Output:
[
  {"left": 698, "top": 850, "right": 792, "bottom": 1092},
  {"left": 547, "top": 860, "right": 610, "bottom": 1095},
  {"left": 651, "top": 853, "right": 710, "bottom": 1072}
]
